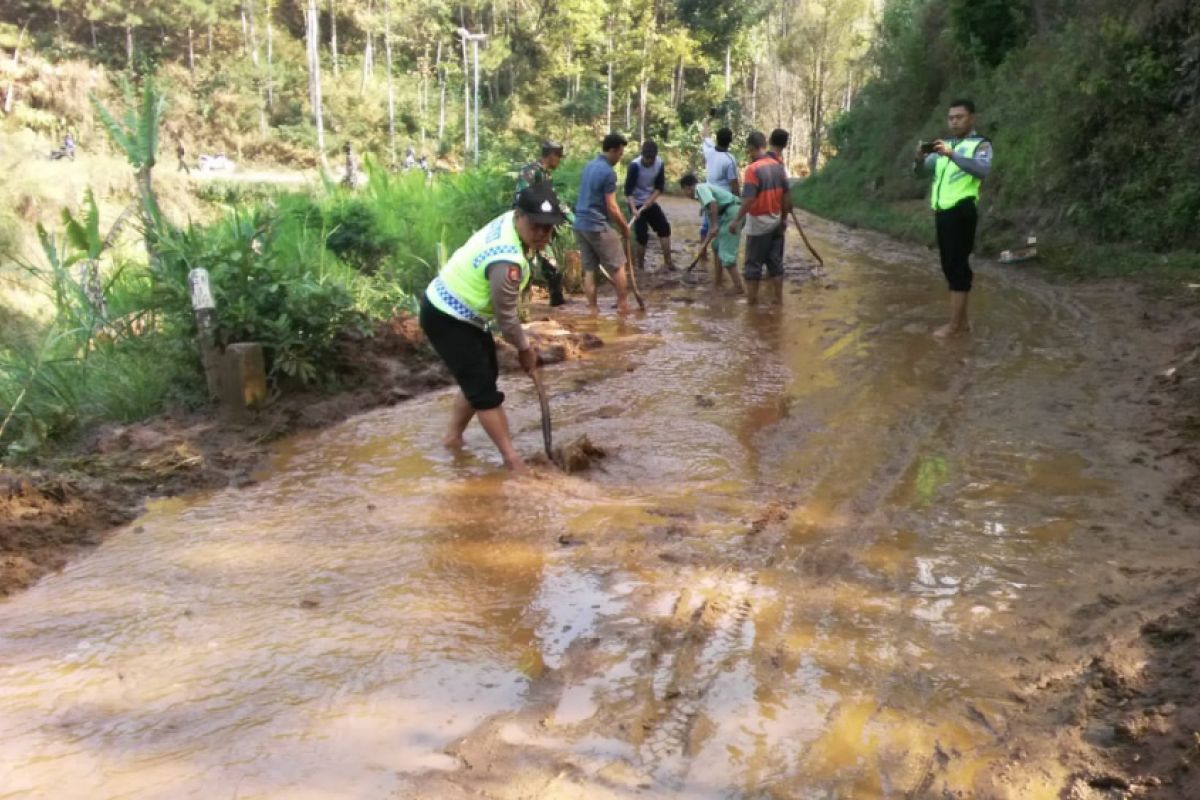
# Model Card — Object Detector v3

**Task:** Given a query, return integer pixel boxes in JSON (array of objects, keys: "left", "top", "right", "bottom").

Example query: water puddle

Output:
[{"left": 0, "top": 199, "right": 1191, "bottom": 798}]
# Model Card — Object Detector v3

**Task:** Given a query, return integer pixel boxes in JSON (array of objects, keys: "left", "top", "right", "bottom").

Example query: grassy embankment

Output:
[
  {"left": 793, "top": 0, "right": 1200, "bottom": 282},
  {"left": 0, "top": 78, "right": 593, "bottom": 460}
]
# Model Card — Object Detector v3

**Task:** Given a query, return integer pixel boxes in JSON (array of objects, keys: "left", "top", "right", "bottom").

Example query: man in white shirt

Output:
[{"left": 699, "top": 113, "right": 739, "bottom": 268}]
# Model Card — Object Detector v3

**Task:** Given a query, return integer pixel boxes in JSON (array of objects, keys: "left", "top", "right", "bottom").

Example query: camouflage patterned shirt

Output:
[
  {"left": 514, "top": 160, "right": 574, "bottom": 224},
  {"left": 514, "top": 161, "right": 549, "bottom": 202}
]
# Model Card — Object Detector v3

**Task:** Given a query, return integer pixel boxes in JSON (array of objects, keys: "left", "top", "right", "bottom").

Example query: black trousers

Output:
[
  {"left": 935, "top": 199, "right": 977, "bottom": 293},
  {"left": 633, "top": 203, "right": 671, "bottom": 246},
  {"left": 419, "top": 296, "right": 503, "bottom": 410}
]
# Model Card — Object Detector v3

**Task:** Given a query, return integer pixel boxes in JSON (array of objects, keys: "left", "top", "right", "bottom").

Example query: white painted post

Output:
[{"left": 188, "top": 268, "right": 222, "bottom": 400}]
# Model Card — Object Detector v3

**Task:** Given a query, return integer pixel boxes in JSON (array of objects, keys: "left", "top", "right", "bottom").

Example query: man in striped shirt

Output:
[{"left": 729, "top": 129, "right": 792, "bottom": 305}]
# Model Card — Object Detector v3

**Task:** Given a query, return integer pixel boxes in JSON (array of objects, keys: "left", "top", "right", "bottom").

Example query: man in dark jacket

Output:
[{"left": 624, "top": 140, "right": 674, "bottom": 272}]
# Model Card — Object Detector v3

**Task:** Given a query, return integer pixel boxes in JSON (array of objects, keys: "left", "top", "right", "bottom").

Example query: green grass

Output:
[
  {"left": 794, "top": 179, "right": 1200, "bottom": 289},
  {"left": 1, "top": 150, "right": 531, "bottom": 459}
]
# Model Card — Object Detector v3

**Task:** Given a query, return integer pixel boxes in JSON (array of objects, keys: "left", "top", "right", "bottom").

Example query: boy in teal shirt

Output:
[{"left": 680, "top": 173, "right": 743, "bottom": 294}]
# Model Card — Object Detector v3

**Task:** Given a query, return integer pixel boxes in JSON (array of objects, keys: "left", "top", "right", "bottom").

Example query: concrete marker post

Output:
[{"left": 188, "top": 268, "right": 222, "bottom": 401}]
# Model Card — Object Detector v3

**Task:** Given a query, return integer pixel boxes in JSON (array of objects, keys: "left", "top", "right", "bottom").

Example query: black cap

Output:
[
  {"left": 541, "top": 140, "right": 564, "bottom": 156},
  {"left": 515, "top": 182, "right": 565, "bottom": 225}
]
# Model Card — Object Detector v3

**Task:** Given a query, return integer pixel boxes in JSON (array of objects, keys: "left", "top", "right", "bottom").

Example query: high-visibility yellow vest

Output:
[
  {"left": 931, "top": 136, "right": 987, "bottom": 211},
  {"left": 426, "top": 211, "right": 531, "bottom": 327}
]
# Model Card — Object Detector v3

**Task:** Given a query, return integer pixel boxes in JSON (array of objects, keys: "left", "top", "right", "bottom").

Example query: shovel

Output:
[
  {"left": 684, "top": 234, "right": 716, "bottom": 273},
  {"left": 622, "top": 235, "right": 647, "bottom": 311},
  {"left": 530, "top": 369, "right": 554, "bottom": 463}
]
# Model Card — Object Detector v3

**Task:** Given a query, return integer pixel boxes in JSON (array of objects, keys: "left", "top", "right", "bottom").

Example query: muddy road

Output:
[{"left": 2, "top": 197, "right": 1197, "bottom": 799}]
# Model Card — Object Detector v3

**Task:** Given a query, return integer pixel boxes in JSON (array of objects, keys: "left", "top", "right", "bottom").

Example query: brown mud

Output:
[
  {"left": 0, "top": 313, "right": 602, "bottom": 597},
  {"left": 2, "top": 196, "right": 1200, "bottom": 798}
]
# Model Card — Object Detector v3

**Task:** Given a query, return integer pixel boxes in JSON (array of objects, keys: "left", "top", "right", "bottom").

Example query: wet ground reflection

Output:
[{"left": 1, "top": 202, "right": 1192, "bottom": 798}]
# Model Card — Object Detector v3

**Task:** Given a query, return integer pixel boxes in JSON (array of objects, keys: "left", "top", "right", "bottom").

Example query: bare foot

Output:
[
  {"left": 442, "top": 434, "right": 465, "bottom": 448},
  {"left": 505, "top": 456, "right": 529, "bottom": 474},
  {"left": 617, "top": 301, "right": 631, "bottom": 315},
  {"left": 933, "top": 323, "right": 969, "bottom": 339}
]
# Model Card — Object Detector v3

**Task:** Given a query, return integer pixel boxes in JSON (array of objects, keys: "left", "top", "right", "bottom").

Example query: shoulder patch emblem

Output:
[{"left": 508, "top": 265, "right": 521, "bottom": 282}]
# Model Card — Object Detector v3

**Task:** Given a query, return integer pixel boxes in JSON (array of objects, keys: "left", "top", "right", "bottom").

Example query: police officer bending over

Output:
[{"left": 419, "top": 183, "right": 564, "bottom": 472}]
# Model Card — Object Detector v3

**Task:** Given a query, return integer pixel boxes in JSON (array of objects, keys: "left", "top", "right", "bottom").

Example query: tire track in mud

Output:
[
  {"left": 626, "top": 500, "right": 801, "bottom": 791},
  {"left": 636, "top": 569, "right": 757, "bottom": 788}
]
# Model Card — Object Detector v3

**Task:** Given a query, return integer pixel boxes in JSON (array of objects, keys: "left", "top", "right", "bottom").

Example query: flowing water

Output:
[{"left": 1, "top": 201, "right": 1194, "bottom": 799}]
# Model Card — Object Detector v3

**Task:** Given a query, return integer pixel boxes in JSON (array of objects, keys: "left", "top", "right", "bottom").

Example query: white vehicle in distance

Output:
[{"left": 198, "top": 153, "right": 236, "bottom": 174}]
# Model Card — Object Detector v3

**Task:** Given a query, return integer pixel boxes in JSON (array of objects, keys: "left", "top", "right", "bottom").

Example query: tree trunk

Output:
[
  {"left": 565, "top": 48, "right": 572, "bottom": 102},
  {"left": 305, "top": 0, "right": 327, "bottom": 166},
  {"left": 384, "top": 0, "right": 396, "bottom": 169},
  {"left": 135, "top": 166, "right": 163, "bottom": 269},
  {"left": 360, "top": 34, "right": 374, "bottom": 93},
  {"left": 3, "top": 20, "right": 30, "bottom": 115},
  {"left": 751, "top": 60, "right": 758, "bottom": 125},
  {"left": 436, "top": 39, "right": 446, "bottom": 144},
  {"left": 626, "top": 92, "right": 631, "bottom": 130},
  {"left": 54, "top": 8, "right": 63, "bottom": 48},
  {"left": 207, "top": 24, "right": 213, "bottom": 56},
  {"left": 638, "top": 79, "right": 648, "bottom": 142},
  {"left": 605, "top": 27, "right": 613, "bottom": 130},
  {"left": 808, "top": 57, "right": 825, "bottom": 173},
  {"left": 90, "top": 20, "right": 98, "bottom": 51},
  {"left": 245, "top": 1, "right": 260, "bottom": 67},
  {"left": 266, "top": 0, "right": 274, "bottom": 109},
  {"left": 420, "top": 43, "right": 430, "bottom": 135},
  {"left": 724, "top": 46, "right": 731, "bottom": 95},
  {"left": 775, "top": 62, "right": 784, "bottom": 124},
  {"left": 472, "top": 38, "right": 481, "bottom": 163},
  {"left": 638, "top": 27, "right": 650, "bottom": 141},
  {"left": 244, "top": 1, "right": 266, "bottom": 136},
  {"left": 461, "top": 33, "right": 470, "bottom": 160},
  {"left": 329, "top": 0, "right": 339, "bottom": 75},
  {"left": 126, "top": 25, "right": 134, "bottom": 66},
  {"left": 606, "top": 59, "right": 613, "bottom": 130},
  {"left": 240, "top": 6, "right": 249, "bottom": 55}
]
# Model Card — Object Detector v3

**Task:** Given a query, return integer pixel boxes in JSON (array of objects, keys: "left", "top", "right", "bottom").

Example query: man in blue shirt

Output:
[{"left": 573, "top": 133, "right": 633, "bottom": 314}]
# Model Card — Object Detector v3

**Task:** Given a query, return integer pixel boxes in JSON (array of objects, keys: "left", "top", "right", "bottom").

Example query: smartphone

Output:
[{"left": 919, "top": 141, "right": 938, "bottom": 155}]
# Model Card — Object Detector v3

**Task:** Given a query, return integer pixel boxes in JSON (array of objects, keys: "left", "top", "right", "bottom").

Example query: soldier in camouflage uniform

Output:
[{"left": 514, "top": 141, "right": 570, "bottom": 305}]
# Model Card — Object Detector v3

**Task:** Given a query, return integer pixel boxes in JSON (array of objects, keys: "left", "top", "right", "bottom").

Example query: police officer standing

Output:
[
  {"left": 915, "top": 98, "right": 993, "bottom": 338},
  {"left": 515, "top": 140, "right": 570, "bottom": 305}
]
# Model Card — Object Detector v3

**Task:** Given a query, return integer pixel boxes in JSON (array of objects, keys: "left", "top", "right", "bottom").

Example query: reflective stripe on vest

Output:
[
  {"left": 931, "top": 137, "right": 986, "bottom": 211},
  {"left": 425, "top": 211, "right": 531, "bottom": 323}
]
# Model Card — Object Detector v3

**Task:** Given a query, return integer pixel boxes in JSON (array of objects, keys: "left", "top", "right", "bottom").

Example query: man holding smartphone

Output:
[{"left": 915, "top": 99, "right": 993, "bottom": 338}]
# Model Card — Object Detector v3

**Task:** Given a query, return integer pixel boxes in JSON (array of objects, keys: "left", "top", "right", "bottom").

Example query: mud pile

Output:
[{"left": 554, "top": 434, "right": 607, "bottom": 474}]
